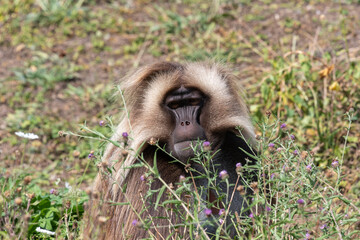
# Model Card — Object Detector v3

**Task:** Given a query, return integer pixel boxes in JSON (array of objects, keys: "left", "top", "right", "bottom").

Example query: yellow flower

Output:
[
  {"left": 319, "top": 65, "right": 334, "bottom": 78},
  {"left": 329, "top": 81, "right": 341, "bottom": 91}
]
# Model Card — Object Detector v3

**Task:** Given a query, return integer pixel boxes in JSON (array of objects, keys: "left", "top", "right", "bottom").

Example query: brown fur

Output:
[{"left": 83, "top": 62, "right": 255, "bottom": 239}]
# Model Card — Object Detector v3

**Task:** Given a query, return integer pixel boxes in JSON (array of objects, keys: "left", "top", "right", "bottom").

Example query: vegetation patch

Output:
[{"left": 1, "top": 0, "right": 359, "bottom": 239}]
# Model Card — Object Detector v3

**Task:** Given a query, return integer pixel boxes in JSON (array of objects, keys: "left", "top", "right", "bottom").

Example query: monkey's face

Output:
[{"left": 164, "top": 86, "right": 208, "bottom": 162}]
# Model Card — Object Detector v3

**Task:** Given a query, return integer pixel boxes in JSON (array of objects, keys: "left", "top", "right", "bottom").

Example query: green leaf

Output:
[
  {"left": 161, "top": 200, "right": 182, "bottom": 205},
  {"left": 154, "top": 185, "right": 166, "bottom": 210}
]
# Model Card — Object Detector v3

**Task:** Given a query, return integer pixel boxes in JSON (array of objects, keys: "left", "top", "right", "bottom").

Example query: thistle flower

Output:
[
  {"left": 249, "top": 213, "right": 254, "bottom": 218},
  {"left": 219, "top": 218, "right": 224, "bottom": 224},
  {"left": 88, "top": 153, "right": 94, "bottom": 159},
  {"left": 237, "top": 185, "right": 246, "bottom": 195},
  {"left": 219, "top": 209, "right": 225, "bottom": 215},
  {"left": 26, "top": 193, "right": 35, "bottom": 199},
  {"left": 280, "top": 123, "right": 287, "bottom": 129},
  {"left": 50, "top": 189, "right": 56, "bottom": 194},
  {"left": 306, "top": 164, "right": 312, "bottom": 172},
  {"left": 293, "top": 150, "right": 299, "bottom": 155},
  {"left": 219, "top": 170, "right": 229, "bottom": 180},
  {"left": 331, "top": 160, "right": 339, "bottom": 168},
  {"left": 121, "top": 149, "right": 128, "bottom": 157},
  {"left": 290, "top": 134, "right": 295, "bottom": 140},
  {"left": 23, "top": 176, "right": 32, "bottom": 185},
  {"left": 132, "top": 219, "right": 138, "bottom": 226},
  {"left": 122, "top": 132, "right": 129, "bottom": 138},
  {"left": 268, "top": 143, "right": 275, "bottom": 148},
  {"left": 236, "top": 162, "right": 242, "bottom": 173},
  {"left": 203, "top": 141, "right": 211, "bottom": 151},
  {"left": 204, "top": 208, "right": 212, "bottom": 216},
  {"left": 320, "top": 224, "right": 328, "bottom": 230},
  {"left": 266, "top": 206, "right": 271, "bottom": 212},
  {"left": 99, "top": 120, "right": 105, "bottom": 126},
  {"left": 140, "top": 175, "right": 145, "bottom": 181},
  {"left": 15, "top": 197, "right": 22, "bottom": 205},
  {"left": 305, "top": 232, "right": 311, "bottom": 239},
  {"left": 297, "top": 198, "right": 305, "bottom": 205},
  {"left": 179, "top": 175, "right": 186, "bottom": 182},
  {"left": 250, "top": 182, "right": 259, "bottom": 194},
  {"left": 15, "top": 131, "right": 39, "bottom": 140}
]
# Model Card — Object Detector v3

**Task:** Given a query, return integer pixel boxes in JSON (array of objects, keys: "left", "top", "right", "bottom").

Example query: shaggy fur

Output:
[{"left": 83, "top": 62, "right": 255, "bottom": 239}]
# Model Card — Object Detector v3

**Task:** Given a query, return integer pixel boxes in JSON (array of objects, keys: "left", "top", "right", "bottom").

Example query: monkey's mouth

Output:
[
  {"left": 174, "top": 140, "right": 193, "bottom": 151},
  {"left": 173, "top": 140, "right": 205, "bottom": 161}
]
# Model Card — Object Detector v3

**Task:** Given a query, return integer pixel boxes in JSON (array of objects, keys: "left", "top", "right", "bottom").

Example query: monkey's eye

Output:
[
  {"left": 168, "top": 102, "right": 180, "bottom": 109},
  {"left": 188, "top": 98, "right": 202, "bottom": 106}
]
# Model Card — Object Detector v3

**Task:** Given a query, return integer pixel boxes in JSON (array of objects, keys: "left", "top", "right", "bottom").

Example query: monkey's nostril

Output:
[
  {"left": 181, "top": 122, "right": 185, "bottom": 126},
  {"left": 185, "top": 121, "right": 190, "bottom": 125}
]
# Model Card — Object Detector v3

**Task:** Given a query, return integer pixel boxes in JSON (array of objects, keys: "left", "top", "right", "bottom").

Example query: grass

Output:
[{"left": 0, "top": 0, "right": 359, "bottom": 239}]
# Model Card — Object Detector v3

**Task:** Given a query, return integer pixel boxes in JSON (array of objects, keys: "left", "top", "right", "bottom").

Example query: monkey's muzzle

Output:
[{"left": 174, "top": 140, "right": 204, "bottom": 161}]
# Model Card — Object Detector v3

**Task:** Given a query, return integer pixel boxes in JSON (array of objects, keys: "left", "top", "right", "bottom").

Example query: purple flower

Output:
[
  {"left": 280, "top": 123, "right": 287, "bottom": 129},
  {"left": 140, "top": 175, "right": 145, "bottom": 181},
  {"left": 268, "top": 143, "right": 275, "bottom": 148},
  {"left": 249, "top": 212, "right": 254, "bottom": 218},
  {"left": 219, "top": 218, "right": 224, "bottom": 224},
  {"left": 219, "top": 170, "right": 229, "bottom": 179},
  {"left": 88, "top": 153, "right": 94, "bottom": 158},
  {"left": 297, "top": 198, "right": 305, "bottom": 205},
  {"left": 306, "top": 164, "right": 312, "bottom": 172},
  {"left": 236, "top": 162, "right": 242, "bottom": 173},
  {"left": 179, "top": 175, "right": 186, "bottom": 182},
  {"left": 305, "top": 231, "right": 310, "bottom": 239},
  {"left": 293, "top": 150, "right": 299, "bottom": 155},
  {"left": 219, "top": 209, "right": 225, "bottom": 215},
  {"left": 290, "top": 134, "right": 295, "bottom": 140},
  {"left": 132, "top": 219, "right": 138, "bottom": 226},
  {"left": 203, "top": 141, "right": 210, "bottom": 147},
  {"left": 203, "top": 141, "right": 211, "bottom": 151},
  {"left": 50, "top": 189, "right": 55, "bottom": 194},
  {"left": 320, "top": 224, "right": 328, "bottom": 230},
  {"left": 204, "top": 208, "right": 212, "bottom": 216},
  {"left": 266, "top": 206, "right": 271, "bottom": 212},
  {"left": 270, "top": 173, "right": 275, "bottom": 179},
  {"left": 331, "top": 160, "right": 339, "bottom": 168},
  {"left": 99, "top": 120, "right": 105, "bottom": 126},
  {"left": 122, "top": 132, "right": 129, "bottom": 138}
]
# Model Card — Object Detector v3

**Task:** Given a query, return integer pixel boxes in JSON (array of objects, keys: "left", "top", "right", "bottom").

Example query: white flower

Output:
[
  {"left": 65, "top": 182, "right": 72, "bottom": 190},
  {"left": 15, "top": 132, "right": 39, "bottom": 140},
  {"left": 36, "top": 227, "right": 55, "bottom": 235}
]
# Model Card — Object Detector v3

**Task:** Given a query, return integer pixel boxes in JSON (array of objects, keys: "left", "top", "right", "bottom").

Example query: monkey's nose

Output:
[{"left": 180, "top": 121, "right": 191, "bottom": 126}]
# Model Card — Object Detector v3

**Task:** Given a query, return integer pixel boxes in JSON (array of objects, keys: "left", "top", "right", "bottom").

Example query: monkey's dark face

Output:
[{"left": 164, "top": 86, "right": 207, "bottom": 162}]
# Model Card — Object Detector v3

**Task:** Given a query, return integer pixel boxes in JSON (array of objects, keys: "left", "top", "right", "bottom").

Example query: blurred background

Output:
[{"left": 0, "top": 0, "right": 359, "bottom": 238}]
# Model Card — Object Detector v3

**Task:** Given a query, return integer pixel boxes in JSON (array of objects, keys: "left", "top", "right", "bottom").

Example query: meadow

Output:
[{"left": 0, "top": 0, "right": 359, "bottom": 239}]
